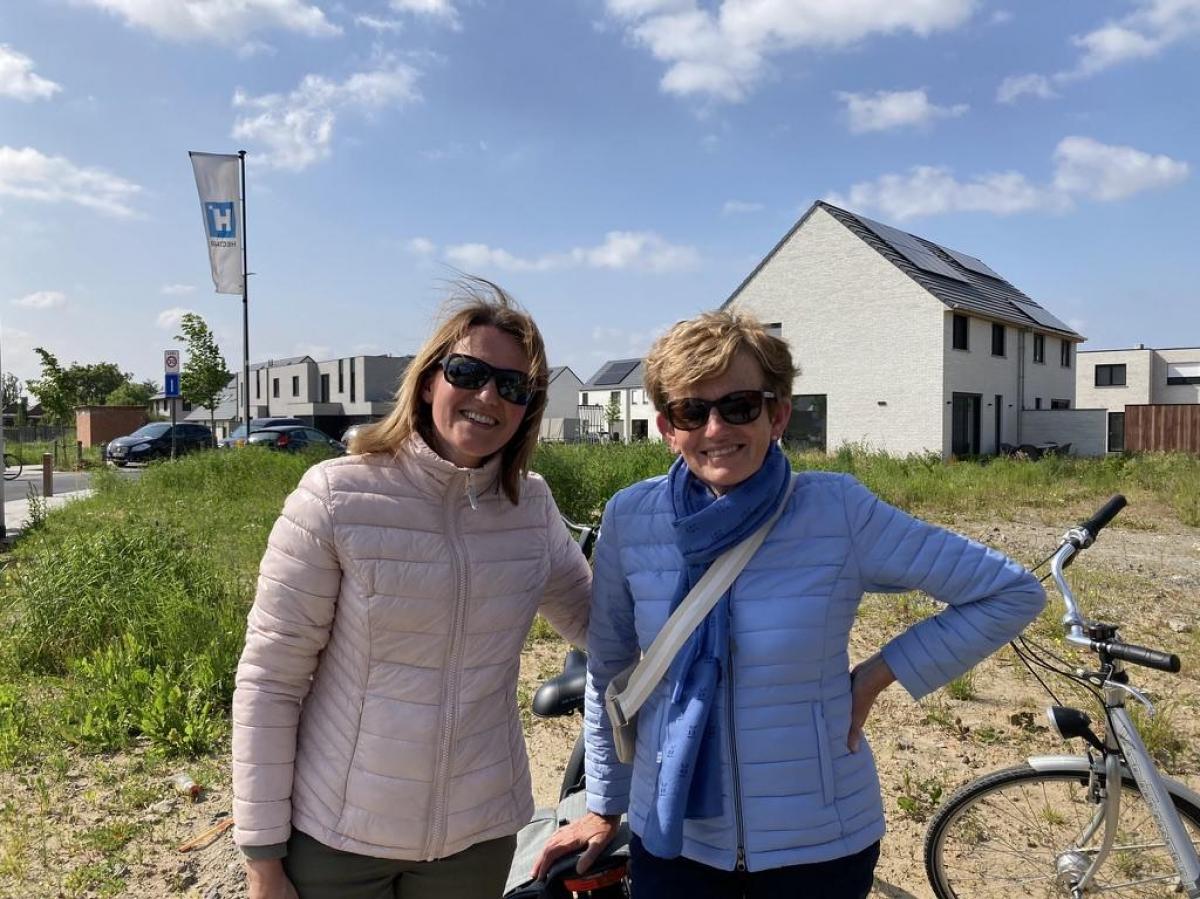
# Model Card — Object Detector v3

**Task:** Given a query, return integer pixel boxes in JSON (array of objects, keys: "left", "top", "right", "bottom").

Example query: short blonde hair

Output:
[
  {"left": 644, "top": 310, "right": 796, "bottom": 412},
  {"left": 350, "top": 278, "right": 548, "bottom": 504}
]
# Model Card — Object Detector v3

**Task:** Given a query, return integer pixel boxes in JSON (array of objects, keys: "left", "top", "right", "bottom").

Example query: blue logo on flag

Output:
[
  {"left": 164, "top": 373, "right": 181, "bottom": 398},
  {"left": 205, "top": 202, "right": 236, "bottom": 239}
]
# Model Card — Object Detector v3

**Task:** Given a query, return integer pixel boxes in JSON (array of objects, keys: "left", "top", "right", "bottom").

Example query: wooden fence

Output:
[{"left": 1125, "top": 404, "right": 1200, "bottom": 453}]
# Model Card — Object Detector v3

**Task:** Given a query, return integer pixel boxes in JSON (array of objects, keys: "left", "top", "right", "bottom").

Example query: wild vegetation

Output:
[{"left": 0, "top": 445, "right": 1197, "bottom": 896}]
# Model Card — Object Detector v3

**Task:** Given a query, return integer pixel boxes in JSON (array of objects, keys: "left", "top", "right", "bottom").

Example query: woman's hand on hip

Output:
[
  {"left": 531, "top": 811, "right": 621, "bottom": 880},
  {"left": 245, "top": 858, "right": 299, "bottom": 899},
  {"left": 848, "top": 653, "right": 896, "bottom": 753}
]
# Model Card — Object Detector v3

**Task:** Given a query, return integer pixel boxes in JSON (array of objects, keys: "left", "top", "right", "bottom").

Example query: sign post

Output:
[{"left": 164, "top": 350, "right": 181, "bottom": 459}]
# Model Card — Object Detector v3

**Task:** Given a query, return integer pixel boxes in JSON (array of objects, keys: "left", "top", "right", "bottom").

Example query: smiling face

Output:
[
  {"left": 421, "top": 325, "right": 531, "bottom": 468},
  {"left": 657, "top": 350, "right": 791, "bottom": 495}
]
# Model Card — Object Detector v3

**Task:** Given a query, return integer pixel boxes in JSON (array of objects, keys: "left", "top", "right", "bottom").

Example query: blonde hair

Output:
[
  {"left": 644, "top": 310, "right": 796, "bottom": 412},
  {"left": 350, "top": 278, "right": 548, "bottom": 504}
]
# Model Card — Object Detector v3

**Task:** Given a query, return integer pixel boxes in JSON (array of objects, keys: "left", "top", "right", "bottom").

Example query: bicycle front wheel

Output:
[{"left": 925, "top": 764, "right": 1200, "bottom": 898}]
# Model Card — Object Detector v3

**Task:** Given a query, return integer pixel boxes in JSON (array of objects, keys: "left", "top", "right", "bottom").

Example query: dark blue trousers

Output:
[{"left": 629, "top": 835, "right": 879, "bottom": 899}]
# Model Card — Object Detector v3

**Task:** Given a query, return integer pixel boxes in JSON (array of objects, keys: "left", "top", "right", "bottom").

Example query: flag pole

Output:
[{"left": 239, "top": 149, "right": 250, "bottom": 440}]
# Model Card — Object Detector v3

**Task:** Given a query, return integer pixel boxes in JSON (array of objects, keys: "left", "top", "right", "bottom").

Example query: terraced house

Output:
[{"left": 722, "top": 201, "right": 1088, "bottom": 457}]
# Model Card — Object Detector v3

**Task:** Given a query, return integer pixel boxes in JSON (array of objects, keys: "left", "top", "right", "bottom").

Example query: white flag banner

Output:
[{"left": 189, "top": 151, "right": 243, "bottom": 295}]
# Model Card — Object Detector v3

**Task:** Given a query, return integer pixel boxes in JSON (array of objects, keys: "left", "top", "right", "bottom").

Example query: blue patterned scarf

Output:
[{"left": 640, "top": 442, "right": 792, "bottom": 858}]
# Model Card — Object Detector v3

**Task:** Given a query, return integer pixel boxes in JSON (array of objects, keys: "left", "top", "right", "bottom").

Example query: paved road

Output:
[{"left": 2, "top": 464, "right": 141, "bottom": 498}]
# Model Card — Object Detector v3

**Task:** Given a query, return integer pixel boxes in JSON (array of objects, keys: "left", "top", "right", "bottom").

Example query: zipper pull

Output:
[
  {"left": 736, "top": 847, "right": 747, "bottom": 872},
  {"left": 465, "top": 471, "right": 478, "bottom": 510}
]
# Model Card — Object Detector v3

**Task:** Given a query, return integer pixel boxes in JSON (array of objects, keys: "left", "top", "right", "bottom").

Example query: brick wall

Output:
[{"left": 76, "top": 406, "right": 147, "bottom": 446}]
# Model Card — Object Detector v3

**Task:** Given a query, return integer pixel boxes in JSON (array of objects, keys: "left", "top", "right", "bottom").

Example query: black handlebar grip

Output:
[
  {"left": 1080, "top": 494, "right": 1127, "bottom": 539},
  {"left": 1102, "top": 641, "right": 1181, "bottom": 673}
]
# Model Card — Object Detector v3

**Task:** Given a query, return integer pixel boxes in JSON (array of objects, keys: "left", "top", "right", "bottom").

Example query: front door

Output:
[
  {"left": 952, "top": 393, "right": 982, "bottom": 457},
  {"left": 994, "top": 394, "right": 1003, "bottom": 454}
]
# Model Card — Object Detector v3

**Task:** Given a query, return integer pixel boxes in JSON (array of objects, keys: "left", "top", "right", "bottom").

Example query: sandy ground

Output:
[{"left": 2, "top": 504, "right": 1197, "bottom": 898}]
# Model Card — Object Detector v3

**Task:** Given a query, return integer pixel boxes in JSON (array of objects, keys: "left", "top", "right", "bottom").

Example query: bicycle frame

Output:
[{"left": 1047, "top": 539, "right": 1200, "bottom": 898}]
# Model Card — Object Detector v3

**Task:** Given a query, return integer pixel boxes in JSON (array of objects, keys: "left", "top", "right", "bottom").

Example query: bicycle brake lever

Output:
[{"left": 1107, "top": 680, "right": 1154, "bottom": 715}]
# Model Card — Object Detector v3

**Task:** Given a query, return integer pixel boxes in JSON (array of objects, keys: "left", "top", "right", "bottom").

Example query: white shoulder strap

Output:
[{"left": 607, "top": 475, "right": 796, "bottom": 726}]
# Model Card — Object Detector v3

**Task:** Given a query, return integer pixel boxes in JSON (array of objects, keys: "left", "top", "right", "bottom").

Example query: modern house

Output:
[
  {"left": 579, "top": 359, "right": 663, "bottom": 442},
  {"left": 721, "top": 200, "right": 1089, "bottom": 457},
  {"left": 1076, "top": 345, "right": 1200, "bottom": 452},
  {"left": 224, "top": 353, "right": 412, "bottom": 437},
  {"left": 150, "top": 392, "right": 192, "bottom": 420},
  {"left": 539, "top": 366, "right": 585, "bottom": 441}
]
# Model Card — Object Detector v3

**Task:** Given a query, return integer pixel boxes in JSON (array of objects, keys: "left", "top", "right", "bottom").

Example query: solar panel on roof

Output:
[
  {"left": 858, "top": 216, "right": 970, "bottom": 284},
  {"left": 940, "top": 246, "right": 1006, "bottom": 281},
  {"left": 1011, "top": 300, "right": 1074, "bottom": 334},
  {"left": 593, "top": 360, "right": 638, "bottom": 385}
]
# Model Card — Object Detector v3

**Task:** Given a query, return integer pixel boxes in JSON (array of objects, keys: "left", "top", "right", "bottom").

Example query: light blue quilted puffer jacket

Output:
[{"left": 584, "top": 471, "right": 1044, "bottom": 872}]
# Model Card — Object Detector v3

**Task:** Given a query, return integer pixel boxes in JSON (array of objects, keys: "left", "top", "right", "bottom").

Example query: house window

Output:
[
  {"left": 1166, "top": 362, "right": 1200, "bottom": 385},
  {"left": 320, "top": 374, "right": 330, "bottom": 403},
  {"left": 255, "top": 369, "right": 261, "bottom": 397},
  {"left": 350, "top": 358, "right": 356, "bottom": 403},
  {"left": 1050, "top": 399, "right": 1071, "bottom": 410},
  {"left": 610, "top": 391, "right": 620, "bottom": 405},
  {"left": 291, "top": 376, "right": 299, "bottom": 397},
  {"left": 272, "top": 378, "right": 279, "bottom": 399},
  {"left": 764, "top": 322, "right": 783, "bottom": 338},
  {"left": 1107, "top": 412, "right": 1125, "bottom": 452},
  {"left": 785, "top": 395, "right": 827, "bottom": 453},
  {"left": 1095, "top": 364, "right": 1126, "bottom": 387},
  {"left": 338, "top": 359, "right": 344, "bottom": 393},
  {"left": 952, "top": 314, "right": 969, "bottom": 351},
  {"left": 1033, "top": 334, "right": 1045, "bottom": 364},
  {"left": 1060, "top": 340, "right": 1072, "bottom": 368},
  {"left": 991, "top": 323, "right": 1006, "bottom": 357},
  {"left": 1034, "top": 397, "right": 1042, "bottom": 410},
  {"left": 580, "top": 392, "right": 589, "bottom": 406}
]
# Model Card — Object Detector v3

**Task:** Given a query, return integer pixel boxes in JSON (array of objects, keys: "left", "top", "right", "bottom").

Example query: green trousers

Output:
[{"left": 283, "top": 829, "right": 518, "bottom": 899}]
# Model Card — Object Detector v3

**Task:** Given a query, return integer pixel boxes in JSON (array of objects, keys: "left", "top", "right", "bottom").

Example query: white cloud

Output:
[
  {"left": 836, "top": 88, "right": 967, "bottom": 133},
  {"left": 996, "top": 73, "right": 1057, "bottom": 104},
  {"left": 390, "top": 0, "right": 459, "bottom": 27},
  {"left": 0, "top": 45, "right": 62, "bottom": 101},
  {"left": 605, "top": 0, "right": 975, "bottom": 102},
  {"left": 232, "top": 63, "right": 421, "bottom": 170},
  {"left": 161, "top": 283, "right": 196, "bottom": 295},
  {"left": 356, "top": 14, "right": 405, "bottom": 32},
  {"left": 999, "top": 0, "right": 1200, "bottom": 102},
  {"left": 722, "top": 200, "right": 763, "bottom": 214},
  {"left": 0, "top": 145, "right": 142, "bottom": 217},
  {"left": 157, "top": 307, "right": 195, "bottom": 330},
  {"left": 11, "top": 290, "right": 67, "bottom": 309},
  {"left": 444, "top": 231, "right": 700, "bottom": 273},
  {"left": 1052, "top": 135, "right": 1189, "bottom": 201},
  {"left": 829, "top": 136, "right": 1188, "bottom": 220},
  {"left": 406, "top": 236, "right": 437, "bottom": 255},
  {"left": 73, "top": 0, "right": 340, "bottom": 41}
]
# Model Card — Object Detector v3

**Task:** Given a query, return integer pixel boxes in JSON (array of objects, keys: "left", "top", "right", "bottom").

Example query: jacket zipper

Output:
[
  {"left": 725, "top": 598, "right": 747, "bottom": 872},
  {"left": 424, "top": 471, "right": 471, "bottom": 860}
]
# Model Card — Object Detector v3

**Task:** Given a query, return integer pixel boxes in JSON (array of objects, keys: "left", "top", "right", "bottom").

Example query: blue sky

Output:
[{"left": 2, "top": 0, "right": 1197, "bottom": 388}]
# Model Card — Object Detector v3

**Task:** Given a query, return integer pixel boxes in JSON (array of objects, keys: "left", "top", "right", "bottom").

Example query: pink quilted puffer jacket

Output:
[{"left": 232, "top": 435, "right": 591, "bottom": 860}]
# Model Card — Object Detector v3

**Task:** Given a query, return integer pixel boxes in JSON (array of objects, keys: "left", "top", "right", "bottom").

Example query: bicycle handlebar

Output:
[
  {"left": 1098, "top": 640, "right": 1181, "bottom": 673},
  {"left": 1078, "top": 494, "right": 1127, "bottom": 545}
]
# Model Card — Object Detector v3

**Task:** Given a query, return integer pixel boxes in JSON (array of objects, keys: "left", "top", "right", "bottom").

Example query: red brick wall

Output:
[{"left": 76, "top": 406, "right": 148, "bottom": 446}]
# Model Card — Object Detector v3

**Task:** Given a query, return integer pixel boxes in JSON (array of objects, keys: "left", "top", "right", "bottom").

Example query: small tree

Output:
[
  {"left": 1, "top": 372, "right": 21, "bottom": 410},
  {"left": 26, "top": 348, "right": 74, "bottom": 424},
  {"left": 604, "top": 394, "right": 622, "bottom": 440},
  {"left": 175, "top": 313, "right": 231, "bottom": 435}
]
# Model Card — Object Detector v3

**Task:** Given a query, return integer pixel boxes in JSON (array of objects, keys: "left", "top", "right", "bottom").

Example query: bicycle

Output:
[
  {"left": 3, "top": 452, "right": 22, "bottom": 481},
  {"left": 923, "top": 496, "right": 1200, "bottom": 898}
]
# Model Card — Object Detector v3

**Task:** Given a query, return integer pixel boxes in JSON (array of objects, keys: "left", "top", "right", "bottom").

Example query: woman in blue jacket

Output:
[{"left": 533, "top": 310, "right": 1045, "bottom": 897}]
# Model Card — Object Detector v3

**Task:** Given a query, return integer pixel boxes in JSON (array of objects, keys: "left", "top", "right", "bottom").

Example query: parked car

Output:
[
  {"left": 107, "top": 422, "right": 214, "bottom": 466},
  {"left": 219, "top": 417, "right": 305, "bottom": 449},
  {"left": 246, "top": 425, "right": 345, "bottom": 455}
]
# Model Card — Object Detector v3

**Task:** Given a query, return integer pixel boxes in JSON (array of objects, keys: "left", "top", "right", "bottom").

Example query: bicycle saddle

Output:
[{"left": 531, "top": 649, "right": 586, "bottom": 718}]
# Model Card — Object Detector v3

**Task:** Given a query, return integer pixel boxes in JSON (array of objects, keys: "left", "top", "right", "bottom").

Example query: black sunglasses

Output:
[
  {"left": 664, "top": 390, "right": 776, "bottom": 431},
  {"left": 439, "top": 353, "right": 536, "bottom": 406}
]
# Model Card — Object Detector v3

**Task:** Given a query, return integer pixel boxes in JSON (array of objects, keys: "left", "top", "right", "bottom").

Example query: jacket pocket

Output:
[{"left": 812, "top": 703, "right": 835, "bottom": 806}]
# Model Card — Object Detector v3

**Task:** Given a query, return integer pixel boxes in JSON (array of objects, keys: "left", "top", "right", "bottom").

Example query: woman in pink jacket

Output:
[{"left": 233, "top": 280, "right": 592, "bottom": 899}]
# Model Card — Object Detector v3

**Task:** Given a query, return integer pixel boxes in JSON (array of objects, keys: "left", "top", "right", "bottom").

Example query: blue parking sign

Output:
[{"left": 165, "top": 373, "right": 181, "bottom": 397}]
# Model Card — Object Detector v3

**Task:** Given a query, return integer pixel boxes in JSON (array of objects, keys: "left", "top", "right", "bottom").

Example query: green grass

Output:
[{"left": 0, "top": 444, "right": 1197, "bottom": 769}]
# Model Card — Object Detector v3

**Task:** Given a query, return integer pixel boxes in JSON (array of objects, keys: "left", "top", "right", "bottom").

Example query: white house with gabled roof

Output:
[
  {"left": 721, "top": 200, "right": 1094, "bottom": 457},
  {"left": 579, "top": 359, "right": 663, "bottom": 442}
]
